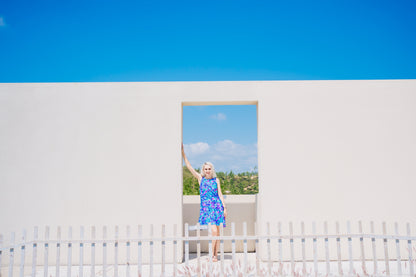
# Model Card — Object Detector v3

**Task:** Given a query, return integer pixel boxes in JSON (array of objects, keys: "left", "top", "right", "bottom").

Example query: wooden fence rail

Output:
[{"left": 0, "top": 221, "right": 415, "bottom": 277}]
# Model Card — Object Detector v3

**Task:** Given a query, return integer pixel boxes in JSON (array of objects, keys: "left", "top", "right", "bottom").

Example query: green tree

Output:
[{"left": 182, "top": 167, "right": 258, "bottom": 195}]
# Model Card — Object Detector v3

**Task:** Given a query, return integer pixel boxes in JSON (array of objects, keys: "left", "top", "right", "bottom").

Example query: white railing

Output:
[{"left": 1, "top": 221, "right": 415, "bottom": 277}]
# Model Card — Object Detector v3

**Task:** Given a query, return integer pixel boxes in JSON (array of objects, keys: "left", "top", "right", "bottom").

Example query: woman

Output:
[{"left": 182, "top": 144, "right": 227, "bottom": 262}]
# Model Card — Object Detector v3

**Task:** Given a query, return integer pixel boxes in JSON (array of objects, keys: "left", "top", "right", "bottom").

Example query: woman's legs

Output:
[{"left": 211, "top": 225, "right": 220, "bottom": 261}]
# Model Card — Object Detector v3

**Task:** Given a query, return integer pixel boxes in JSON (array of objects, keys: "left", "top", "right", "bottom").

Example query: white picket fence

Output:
[{"left": 1, "top": 221, "right": 415, "bottom": 277}]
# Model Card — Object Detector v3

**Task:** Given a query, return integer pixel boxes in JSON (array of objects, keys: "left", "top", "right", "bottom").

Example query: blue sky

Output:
[
  {"left": 0, "top": 0, "right": 415, "bottom": 82},
  {"left": 1, "top": 0, "right": 415, "bottom": 172},
  {"left": 183, "top": 105, "right": 257, "bottom": 173}
]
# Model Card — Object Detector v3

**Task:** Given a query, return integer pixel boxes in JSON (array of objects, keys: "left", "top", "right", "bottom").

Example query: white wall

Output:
[
  {"left": 1, "top": 80, "right": 415, "bottom": 260},
  {"left": 257, "top": 80, "right": 416, "bottom": 224},
  {"left": 0, "top": 82, "right": 183, "bottom": 239}
]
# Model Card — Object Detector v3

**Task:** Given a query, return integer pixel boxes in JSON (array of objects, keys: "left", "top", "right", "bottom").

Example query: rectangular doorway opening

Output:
[{"left": 181, "top": 101, "right": 258, "bottom": 253}]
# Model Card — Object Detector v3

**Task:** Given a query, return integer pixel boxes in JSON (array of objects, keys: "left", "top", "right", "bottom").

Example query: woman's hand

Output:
[{"left": 223, "top": 207, "right": 227, "bottom": 219}]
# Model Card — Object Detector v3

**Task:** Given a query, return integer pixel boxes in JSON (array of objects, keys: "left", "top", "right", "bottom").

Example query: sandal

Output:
[{"left": 212, "top": 256, "right": 218, "bottom": 262}]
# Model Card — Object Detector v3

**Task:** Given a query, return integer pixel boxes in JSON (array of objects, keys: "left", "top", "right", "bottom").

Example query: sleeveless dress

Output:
[{"left": 198, "top": 177, "right": 226, "bottom": 227}]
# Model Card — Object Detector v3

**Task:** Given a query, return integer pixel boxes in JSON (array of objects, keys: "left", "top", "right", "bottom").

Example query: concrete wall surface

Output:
[
  {"left": 256, "top": 80, "right": 416, "bottom": 225},
  {"left": 0, "top": 82, "right": 183, "bottom": 234},
  {"left": 1, "top": 80, "right": 415, "bottom": 262}
]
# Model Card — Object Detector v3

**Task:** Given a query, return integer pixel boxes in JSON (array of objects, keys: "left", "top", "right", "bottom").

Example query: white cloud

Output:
[
  {"left": 215, "top": 139, "right": 238, "bottom": 152},
  {"left": 213, "top": 140, "right": 257, "bottom": 158},
  {"left": 211, "top": 140, "right": 258, "bottom": 172},
  {"left": 184, "top": 142, "right": 210, "bottom": 156},
  {"left": 210, "top": 112, "right": 226, "bottom": 121},
  {"left": 0, "top": 17, "right": 5, "bottom": 27},
  {"left": 184, "top": 140, "right": 258, "bottom": 173}
]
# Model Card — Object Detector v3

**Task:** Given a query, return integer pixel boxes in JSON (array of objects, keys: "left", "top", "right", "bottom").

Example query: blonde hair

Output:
[{"left": 201, "top": 162, "right": 217, "bottom": 178}]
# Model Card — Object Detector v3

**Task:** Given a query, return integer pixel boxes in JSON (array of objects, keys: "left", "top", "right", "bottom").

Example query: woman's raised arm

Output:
[{"left": 182, "top": 144, "right": 202, "bottom": 183}]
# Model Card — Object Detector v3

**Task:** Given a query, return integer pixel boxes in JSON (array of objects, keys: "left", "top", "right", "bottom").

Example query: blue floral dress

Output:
[{"left": 199, "top": 177, "right": 226, "bottom": 227}]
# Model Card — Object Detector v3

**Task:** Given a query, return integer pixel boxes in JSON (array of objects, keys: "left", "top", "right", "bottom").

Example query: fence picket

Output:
[
  {"left": 173, "top": 224, "right": 177, "bottom": 277},
  {"left": 324, "top": 222, "right": 330, "bottom": 276},
  {"left": 44, "top": 227, "right": 49, "bottom": 277},
  {"left": 382, "top": 222, "right": 390, "bottom": 275},
  {"left": 19, "top": 230, "right": 26, "bottom": 277},
  {"left": 149, "top": 224, "right": 154, "bottom": 277},
  {"left": 394, "top": 222, "right": 402, "bottom": 275},
  {"left": 137, "top": 225, "right": 142, "bottom": 277},
  {"left": 161, "top": 224, "right": 165, "bottom": 277},
  {"left": 277, "top": 222, "right": 282, "bottom": 267},
  {"left": 301, "top": 221, "right": 306, "bottom": 275},
  {"left": 31, "top": 227, "right": 38, "bottom": 277},
  {"left": 79, "top": 226, "right": 84, "bottom": 277},
  {"left": 267, "top": 222, "right": 271, "bottom": 276},
  {"left": 103, "top": 226, "right": 107, "bottom": 277},
  {"left": 56, "top": 227, "right": 61, "bottom": 277},
  {"left": 312, "top": 222, "right": 318, "bottom": 277},
  {"left": 196, "top": 223, "right": 201, "bottom": 277},
  {"left": 231, "top": 222, "right": 236, "bottom": 277},
  {"left": 336, "top": 222, "right": 342, "bottom": 276},
  {"left": 254, "top": 222, "right": 259, "bottom": 277},
  {"left": 242, "top": 222, "right": 247, "bottom": 276},
  {"left": 407, "top": 223, "right": 414, "bottom": 277},
  {"left": 9, "top": 232, "right": 15, "bottom": 277},
  {"left": 67, "top": 226, "right": 72, "bottom": 277},
  {"left": 370, "top": 221, "right": 377, "bottom": 275},
  {"left": 289, "top": 221, "right": 294, "bottom": 275},
  {"left": 220, "top": 223, "right": 224, "bottom": 275},
  {"left": 359, "top": 221, "right": 366, "bottom": 273},
  {"left": 114, "top": 225, "right": 119, "bottom": 277},
  {"left": 91, "top": 226, "right": 95, "bottom": 277},
  {"left": 347, "top": 221, "right": 353, "bottom": 275},
  {"left": 18, "top": 230, "right": 26, "bottom": 277},
  {"left": 184, "top": 223, "right": 189, "bottom": 267},
  {"left": 208, "top": 223, "right": 212, "bottom": 271},
  {"left": 126, "top": 225, "right": 130, "bottom": 277}
]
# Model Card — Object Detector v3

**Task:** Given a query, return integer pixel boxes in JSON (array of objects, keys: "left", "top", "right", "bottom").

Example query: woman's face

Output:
[{"left": 203, "top": 165, "right": 212, "bottom": 178}]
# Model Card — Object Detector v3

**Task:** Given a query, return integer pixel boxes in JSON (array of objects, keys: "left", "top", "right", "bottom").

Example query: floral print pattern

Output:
[{"left": 198, "top": 177, "right": 226, "bottom": 227}]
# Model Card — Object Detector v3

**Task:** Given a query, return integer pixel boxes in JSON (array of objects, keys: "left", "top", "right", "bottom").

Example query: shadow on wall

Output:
[{"left": 182, "top": 195, "right": 257, "bottom": 253}]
